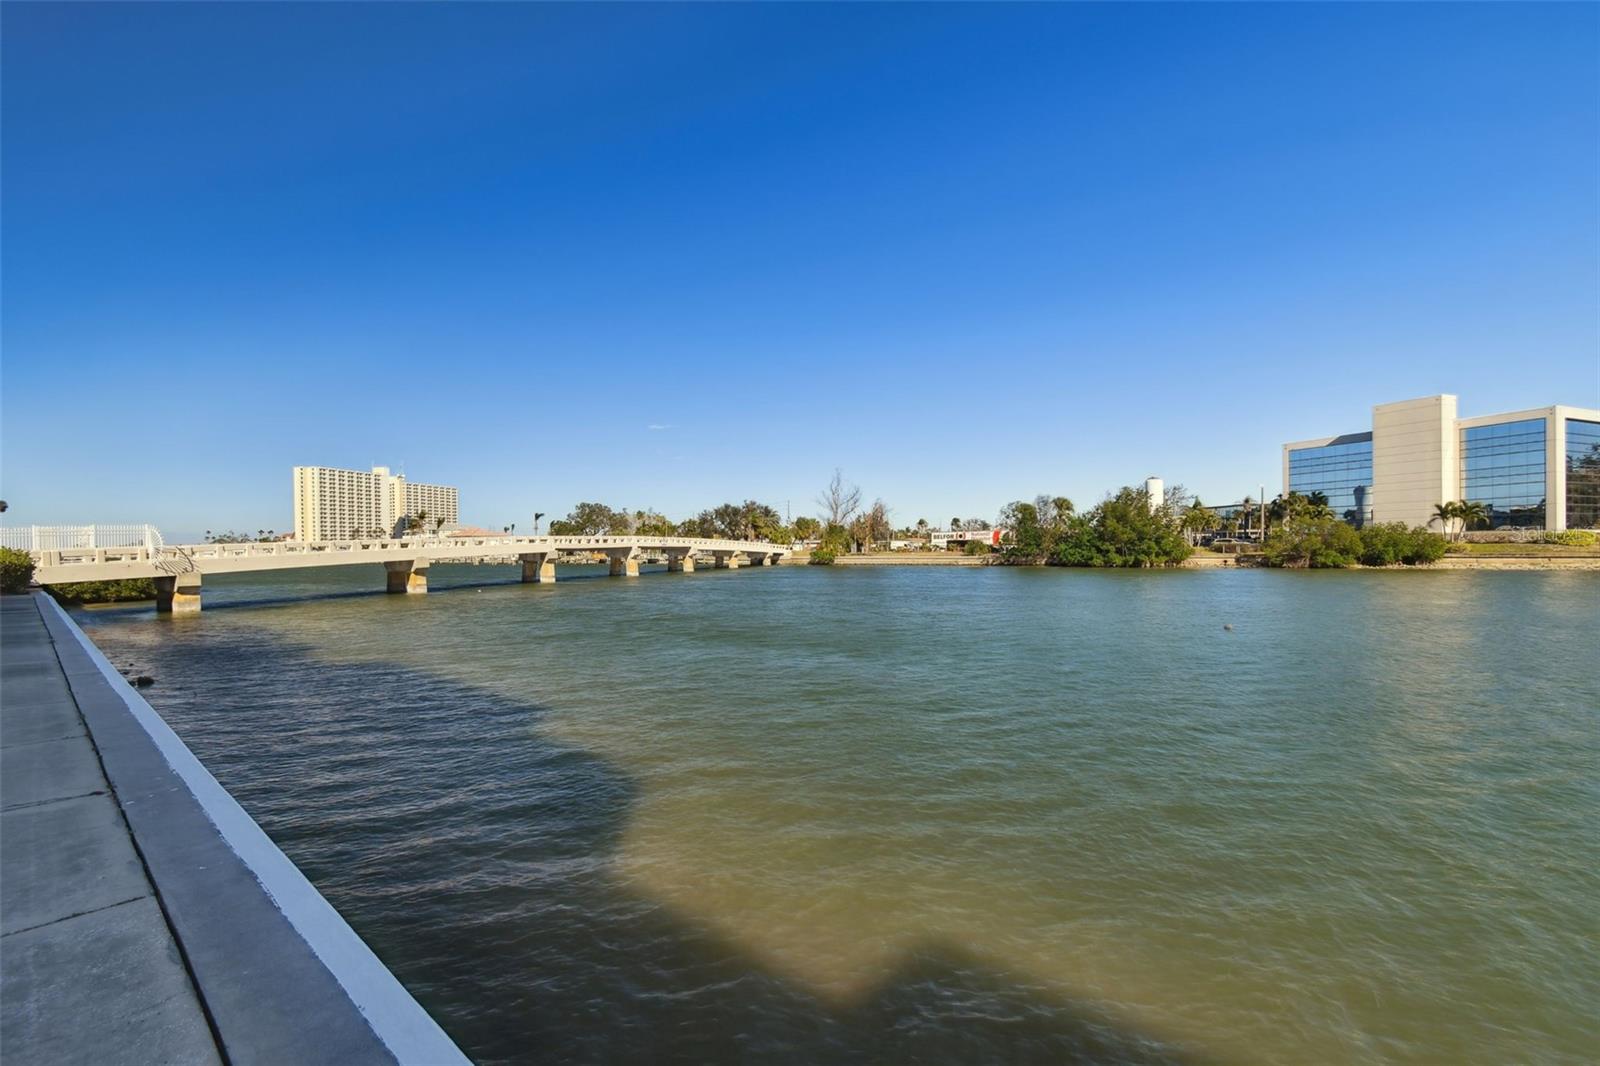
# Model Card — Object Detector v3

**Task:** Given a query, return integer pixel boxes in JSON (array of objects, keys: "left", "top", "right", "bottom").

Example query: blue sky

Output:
[{"left": 4, "top": 3, "right": 1596, "bottom": 538}]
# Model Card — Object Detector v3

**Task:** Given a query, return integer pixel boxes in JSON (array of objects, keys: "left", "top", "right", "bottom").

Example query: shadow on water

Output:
[{"left": 113, "top": 628, "right": 1218, "bottom": 1066}]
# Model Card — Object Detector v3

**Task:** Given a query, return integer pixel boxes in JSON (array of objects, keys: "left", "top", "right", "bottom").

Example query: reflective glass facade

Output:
[
  {"left": 1566, "top": 418, "right": 1600, "bottom": 529},
  {"left": 1288, "top": 434, "right": 1372, "bottom": 526},
  {"left": 1461, "top": 419, "right": 1546, "bottom": 528}
]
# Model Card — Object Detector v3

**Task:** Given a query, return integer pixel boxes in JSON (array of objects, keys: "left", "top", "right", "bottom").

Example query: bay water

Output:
[{"left": 79, "top": 565, "right": 1599, "bottom": 1065}]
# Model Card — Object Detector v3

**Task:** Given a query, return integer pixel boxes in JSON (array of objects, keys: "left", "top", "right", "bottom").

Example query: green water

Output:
[{"left": 80, "top": 565, "right": 1600, "bottom": 1065}]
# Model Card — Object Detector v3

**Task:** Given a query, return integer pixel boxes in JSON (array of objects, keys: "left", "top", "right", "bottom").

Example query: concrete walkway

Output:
[
  {"left": 0, "top": 594, "right": 220, "bottom": 1063},
  {"left": 1, "top": 593, "right": 469, "bottom": 1065}
]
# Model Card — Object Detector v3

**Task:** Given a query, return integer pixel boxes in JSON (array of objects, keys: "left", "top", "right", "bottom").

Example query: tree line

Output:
[
  {"left": 545, "top": 470, "right": 906, "bottom": 561},
  {"left": 547, "top": 500, "right": 803, "bottom": 543}
]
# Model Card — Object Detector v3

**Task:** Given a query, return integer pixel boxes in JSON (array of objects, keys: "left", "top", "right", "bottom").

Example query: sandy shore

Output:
[{"left": 1425, "top": 556, "right": 1600, "bottom": 570}]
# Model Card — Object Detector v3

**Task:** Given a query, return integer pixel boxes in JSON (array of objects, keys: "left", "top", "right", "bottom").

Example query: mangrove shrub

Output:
[
  {"left": 1355, "top": 524, "right": 1447, "bottom": 566},
  {"left": 0, "top": 547, "right": 34, "bottom": 594},
  {"left": 1262, "top": 517, "right": 1362, "bottom": 568},
  {"left": 1050, "top": 487, "right": 1192, "bottom": 568}
]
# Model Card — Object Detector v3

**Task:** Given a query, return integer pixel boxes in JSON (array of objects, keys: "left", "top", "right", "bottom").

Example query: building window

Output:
[
  {"left": 1288, "top": 435, "right": 1373, "bottom": 527},
  {"left": 1567, "top": 419, "right": 1600, "bottom": 529},
  {"left": 1461, "top": 418, "right": 1547, "bottom": 528}
]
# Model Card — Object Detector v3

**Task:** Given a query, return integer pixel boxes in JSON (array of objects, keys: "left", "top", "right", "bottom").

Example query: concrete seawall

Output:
[{"left": 0, "top": 593, "right": 468, "bottom": 1065}]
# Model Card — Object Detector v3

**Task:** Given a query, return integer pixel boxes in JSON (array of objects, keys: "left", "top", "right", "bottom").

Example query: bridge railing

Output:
[
  {"left": 28, "top": 534, "right": 794, "bottom": 572},
  {"left": 1, "top": 524, "right": 164, "bottom": 552}
]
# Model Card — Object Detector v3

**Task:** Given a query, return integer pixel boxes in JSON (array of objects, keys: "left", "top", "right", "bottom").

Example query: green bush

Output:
[
  {"left": 1262, "top": 516, "right": 1362, "bottom": 568},
  {"left": 0, "top": 547, "right": 36, "bottom": 594},
  {"left": 1356, "top": 523, "right": 1447, "bottom": 566},
  {"left": 1542, "top": 530, "right": 1597, "bottom": 546},
  {"left": 962, "top": 539, "right": 991, "bottom": 556},
  {"left": 45, "top": 579, "right": 159, "bottom": 605},
  {"left": 809, "top": 548, "right": 837, "bottom": 565},
  {"left": 1049, "top": 487, "right": 1192, "bottom": 568}
]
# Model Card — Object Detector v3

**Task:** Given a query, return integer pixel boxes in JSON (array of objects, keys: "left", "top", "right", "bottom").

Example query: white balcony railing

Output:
[{"left": 0, "top": 524, "right": 165, "bottom": 553}]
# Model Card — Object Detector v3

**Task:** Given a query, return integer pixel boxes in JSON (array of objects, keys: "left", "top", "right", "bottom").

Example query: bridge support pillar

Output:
[
  {"left": 713, "top": 551, "right": 739, "bottom": 569},
  {"left": 607, "top": 549, "right": 640, "bottom": 577},
  {"left": 666, "top": 551, "right": 695, "bottom": 573},
  {"left": 519, "top": 553, "right": 556, "bottom": 583},
  {"left": 748, "top": 552, "right": 769, "bottom": 567},
  {"left": 386, "top": 560, "right": 429, "bottom": 594},
  {"left": 154, "top": 573, "right": 201, "bottom": 614}
]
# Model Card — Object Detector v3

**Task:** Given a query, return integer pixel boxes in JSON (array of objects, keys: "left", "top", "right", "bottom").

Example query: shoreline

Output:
[{"left": 798, "top": 552, "right": 1600, "bottom": 571}]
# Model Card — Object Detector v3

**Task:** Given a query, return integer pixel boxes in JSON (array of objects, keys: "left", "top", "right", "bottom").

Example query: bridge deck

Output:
[{"left": 31, "top": 534, "right": 792, "bottom": 584}]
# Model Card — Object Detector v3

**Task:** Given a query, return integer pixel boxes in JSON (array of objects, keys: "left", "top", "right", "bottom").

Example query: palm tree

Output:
[
  {"left": 1431, "top": 502, "right": 1461, "bottom": 541},
  {"left": 1456, "top": 500, "right": 1490, "bottom": 536},
  {"left": 1181, "top": 501, "right": 1221, "bottom": 545}
]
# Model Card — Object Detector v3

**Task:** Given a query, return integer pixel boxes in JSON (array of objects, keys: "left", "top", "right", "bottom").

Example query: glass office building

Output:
[
  {"left": 1283, "top": 396, "right": 1600, "bottom": 531},
  {"left": 1567, "top": 419, "right": 1600, "bottom": 530},
  {"left": 1286, "top": 433, "right": 1373, "bottom": 526},
  {"left": 1461, "top": 419, "right": 1547, "bottom": 528}
]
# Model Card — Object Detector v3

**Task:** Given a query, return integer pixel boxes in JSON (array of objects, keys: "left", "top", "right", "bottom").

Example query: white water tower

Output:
[{"left": 1145, "top": 476, "right": 1164, "bottom": 513}]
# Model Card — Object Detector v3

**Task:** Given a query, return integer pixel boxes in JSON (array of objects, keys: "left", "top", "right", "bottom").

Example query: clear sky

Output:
[{"left": 4, "top": 3, "right": 1596, "bottom": 539}]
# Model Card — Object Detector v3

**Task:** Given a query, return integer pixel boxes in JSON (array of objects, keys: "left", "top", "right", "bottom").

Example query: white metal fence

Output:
[{"left": 0, "top": 524, "right": 165, "bottom": 552}]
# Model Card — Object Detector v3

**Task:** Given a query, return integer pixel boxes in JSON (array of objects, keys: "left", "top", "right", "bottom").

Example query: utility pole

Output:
[{"left": 1259, "top": 484, "right": 1266, "bottom": 541}]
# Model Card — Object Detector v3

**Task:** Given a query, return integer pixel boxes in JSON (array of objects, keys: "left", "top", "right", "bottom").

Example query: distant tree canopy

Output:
[
  {"left": 818, "top": 470, "right": 862, "bottom": 529},
  {"left": 1266, "top": 491, "right": 1334, "bottom": 529},
  {"left": 999, "top": 495, "right": 1075, "bottom": 560},
  {"left": 675, "top": 500, "right": 783, "bottom": 541},
  {"left": 847, "top": 499, "right": 892, "bottom": 552},
  {"left": 809, "top": 470, "right": 895, "bottom": 552},
  {"left": 204, "top": 529, "right": 276, "bottom": 543},
  {"left": 631, "top": 510, "right": 675, "bottom": 537},
  {"left": 548, "top": 502, "right": 633, "bottom": 536},
  {"left": 548, "top": 500, "right": 793, "bottom": 541},
  {"left": 1180, "top": 500, "right": 1222, "bottom": 543}
]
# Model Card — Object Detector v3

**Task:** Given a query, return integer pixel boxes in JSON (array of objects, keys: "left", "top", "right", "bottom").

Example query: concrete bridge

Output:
[{"left": 28, "top": 534, "right": 794, "bottom": 613}]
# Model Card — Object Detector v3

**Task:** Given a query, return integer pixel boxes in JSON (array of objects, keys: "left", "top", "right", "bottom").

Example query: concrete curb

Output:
[{"left": 34, "top": 593, "right": 469, "bottom": 1066}]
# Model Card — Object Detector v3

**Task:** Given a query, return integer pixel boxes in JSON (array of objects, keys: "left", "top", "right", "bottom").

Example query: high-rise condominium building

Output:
[
  {"left": 292, "top": 465, "right": 460, "bottom": 542},
  {"left": 1283, "top": 395, "right": 1600, "bottom": 531}
]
